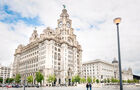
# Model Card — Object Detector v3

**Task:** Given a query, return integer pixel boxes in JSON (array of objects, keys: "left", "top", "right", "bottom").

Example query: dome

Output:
[
  {"left": 60, "top": 9, "right": 69, "bottom": 17},
  {"left": 112, "top": 60, "right": 118, "bottom": 63},
  {"left": 112, "top": 57, "right": 118, "bottom": 63}
]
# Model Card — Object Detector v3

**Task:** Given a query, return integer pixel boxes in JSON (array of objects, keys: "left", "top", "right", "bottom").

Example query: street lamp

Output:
[
  {"left": 24, "top": 63, "right": 27, "bottom": 90},
  {"left": 113, "top": 17, "right": 123, "bottom": 90}
]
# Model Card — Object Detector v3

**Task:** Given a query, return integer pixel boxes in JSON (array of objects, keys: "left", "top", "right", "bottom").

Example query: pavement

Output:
[{"left": 0, "top": 87, "right": 140, "bottom": 90}]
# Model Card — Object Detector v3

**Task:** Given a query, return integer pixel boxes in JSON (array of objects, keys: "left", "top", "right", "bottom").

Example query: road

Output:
[{"left": 0, "top": 87, "right": 140, "bottom": 90}]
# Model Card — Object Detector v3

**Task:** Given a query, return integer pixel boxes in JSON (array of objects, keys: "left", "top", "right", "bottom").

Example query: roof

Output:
[
  {"left": 133, "top": 75, "right": 140, "bottom": 80},
  {"left": 82, "top": 59, "right": 113, "bottom": 66},
  {"left": 112, "top": 60, "right": 118, "bottom": 63}
]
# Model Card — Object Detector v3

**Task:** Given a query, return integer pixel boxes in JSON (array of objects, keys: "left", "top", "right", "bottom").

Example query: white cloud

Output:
[{"left": 0, "top": 0, "right": 140, "bottom": 75}]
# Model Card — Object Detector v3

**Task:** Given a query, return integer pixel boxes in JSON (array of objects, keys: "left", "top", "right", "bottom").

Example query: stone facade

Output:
[
  {"left": 82, "top": 58, "right": 133, "bottom": 81},
  {"left": 13, "top": 8, "right": 82, "bottom": 85},
  {"left": 0, "top": 64, "right": 11, "bottom": 81},
  {"left": 122, "top": 68, "right": 133, "bottom": 80}
]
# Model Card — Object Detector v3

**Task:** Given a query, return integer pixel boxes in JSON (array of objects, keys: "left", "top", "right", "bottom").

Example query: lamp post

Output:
[
  {"left": 113, "top": 17, "right": 123, "bottom": 90},
  {"left": 24, "top": 63, "right": 27, "bottom": 90}
]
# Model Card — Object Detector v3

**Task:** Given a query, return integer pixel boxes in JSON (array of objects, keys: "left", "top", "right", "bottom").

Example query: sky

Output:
[{"left": 0, "top": 0, "right": 140, "bottom": 75}]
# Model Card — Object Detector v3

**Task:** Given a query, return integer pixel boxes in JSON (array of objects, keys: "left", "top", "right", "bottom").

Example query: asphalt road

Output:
[{"left": 0, "top": 87, "right": 140, "bottom": 90}]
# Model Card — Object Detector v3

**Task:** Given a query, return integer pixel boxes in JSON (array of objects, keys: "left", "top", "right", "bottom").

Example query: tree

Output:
[
  {"left": 87, "top": 77, "right": 92, "bottom": 83},
  {"left": 133, "top": 79, "right": 139, "bottom": 83},
  {"left": 111, "top": 78, "right": 119, "bottom": 83},
  {"left": 107, "top": 78, "right": 110, "bottom": 83},
  {"left": 0, "top": 77, "right": 3, "bottom": 83},
  {"left": 74, "top": 75, "right": 81, "bottom": 83},
  {"left": 9, "top": 78, "right": 14, "bottom": 83},
  {"left": 27, "top": 76, "right": 33, "bottom": 84},
  {"left": 104, "top": 79, "right": 107, "bottom": 83},
  {"left": 47, "top": 74, "right": 56, "bottom": 84},
  {"left": 5, "top": 78, "right": 9, "bottom": 83},
  {"left": 80, "top": 77, "right": 86, "bottom": 83},
  {"left": 122, "top": 80, "right": 127, "bottom": 83},
  {"left": 96, "top": 79, "right": 99, "bottom": 83},
  {"left": 127, "top": 79, "right": 132, "bottom": 83},
  {"left": 15, "top": 74, "right": 21, "bottom": 83},
  {"left": 93, "top": 78, "right": 96, "bottom": 83},
  {"left": 5, "top": 78, "right": 14, "bottom": 83},
  {"left": 115, "top": 79, "right": 119, "bottom": 83},
  {"left": 35, "top": 71, "right": 44, "bottom": 85},
  {"left": 72, "top": 76, "right": 75, "bottom": 83}
]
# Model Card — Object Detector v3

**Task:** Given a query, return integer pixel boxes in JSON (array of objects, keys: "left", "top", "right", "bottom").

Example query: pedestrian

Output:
[
  {"left": 89, "top": 83, "right": 92, "bottom": 90},
  {"left": 86, "top": 83, "right": 89, "bottom": 90}
]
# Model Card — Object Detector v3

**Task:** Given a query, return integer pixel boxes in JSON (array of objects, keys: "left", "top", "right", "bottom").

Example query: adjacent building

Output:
[
  {"left": 0, "top": 64, "right": 11, "bottom": 81},
  {"left": 122, "top": 68, "right": 133, "bottom": 81},
  {"left": 82, "top": 58, "right": 133, "bottom": 81},
  {"left": 13, "top": 8, "right": 82, "bottom": 85}
]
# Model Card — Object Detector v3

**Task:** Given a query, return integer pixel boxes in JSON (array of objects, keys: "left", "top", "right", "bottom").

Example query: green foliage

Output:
[
  {"left": 72, "top": 76, "right": 75, "bottom": 83},
  {"left": 96, "top": 79, "right": 99, "bottom": 83},
  {"left": 35, "top": 71, "right": 44, "bottom": 84},
  {"left": 15, "top": 74, "right": 21, "bottom": 83},
  {"left": 111, "top": 78, "right": 119, "bottom": 83},
  {"left": 80, "top": 77, "right": 86, "bottom": 83},
  {"left": 87, "top": 77, "right": 92, "bottom": 83},
  {"left": 65, "top": 76, "right": 68, "bottom": 82},
  {"left": 127, "top": 79, "right": 133, "bottom": 83},
  {"left": 104, "top": 79, "right": 107, "bottom": 83},
  {"left": 27, "top": 76, "right": 33, "bottom": 83},
  {"left": 127, "top": 79, "right": 139, "bottom": 83},
  {"left": 71, "top": 75, "right": 81, "bottom": 83},
  {"left": 93, "top": 78, "right": 96, "bottom": 83},
  {"left": 5, "top": 78, "right": 14, "bottom": 83},
  {"left": 122, "top": 80, "right": 127, "bottom": 83},
  {"left": 47, "top": 74, "right": 56, "bottom": 83},
  {"left": 0, "top": 77, "right": 3, "bottom": 83},
  {"left": 127, "top": 79, "right": 131, "bottom": 83},
  {"left": 74, "top": 75, "right": 81, "bottom": 83},
  {"left": 133, "top": 79, "right": 139, "bottom": 83},
  {"left": 107, "top": 78, "right": 110, "bottom": 83}
]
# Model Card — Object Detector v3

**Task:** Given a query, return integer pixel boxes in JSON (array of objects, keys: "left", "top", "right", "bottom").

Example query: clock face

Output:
[
  {"left": 66, "top": 22, "right": 70, "bottom": 28},
  {"left": 58, "top": 22, "right": 62, "bottom": 28}
]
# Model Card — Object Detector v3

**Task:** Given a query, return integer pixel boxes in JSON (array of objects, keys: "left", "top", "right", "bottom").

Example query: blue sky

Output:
[
  {"left": 0, "top": 5, "right": 42, "bottom": 26},
  {"left": 0, "top": 0, "right": 140, "bottom": 75}
]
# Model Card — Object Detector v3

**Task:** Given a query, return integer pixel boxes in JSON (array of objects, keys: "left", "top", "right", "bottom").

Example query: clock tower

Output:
[
  {"left": 57, "top": 8, "right": 72, "bottom": 28},
  {"left": 56, "top": 6, "right": 75, "bottom": 44}
]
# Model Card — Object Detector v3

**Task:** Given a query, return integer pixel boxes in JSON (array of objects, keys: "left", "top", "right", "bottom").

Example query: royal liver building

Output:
[{"left": 13, "top": 8, "right": 82, "bottom": 85}]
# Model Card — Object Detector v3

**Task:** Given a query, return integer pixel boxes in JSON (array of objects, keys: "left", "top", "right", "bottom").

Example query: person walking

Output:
[
  {"left": 86, "top": 83, "right": 89, "bottom": 90},
  {"left": 89, "top": 83, "right": 92, "bottom": 90}
]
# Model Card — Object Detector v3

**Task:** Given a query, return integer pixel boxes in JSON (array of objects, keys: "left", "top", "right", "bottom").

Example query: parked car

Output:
[
  {"left": 6, "top": 85, "right": 12, "bottom": 88},
  {"left": 12, "top": 84, "right": 16, "bottom": 88},
  {"left": 15, "top": 84, "right": 19, "bottom": 88},
  {"left": 18, "top": 84, "right": 23, "bottom": 88},
  {"left": 35, "top": 84, "right": 39, "bottom": 88},
  {"left": 0, "top": 84, "right": 2, "bottom": 87}
]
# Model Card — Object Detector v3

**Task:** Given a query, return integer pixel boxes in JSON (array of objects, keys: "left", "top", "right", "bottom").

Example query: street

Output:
[{"left": 0, "top": 87, "right": 140, "bottom": 90}]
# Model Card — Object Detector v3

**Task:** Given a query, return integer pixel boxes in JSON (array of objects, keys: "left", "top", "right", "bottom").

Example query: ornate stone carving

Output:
[
  {"left": 29, "top": 30, "right": 38, "bottom": 43},
  {"left": 60, "top": 9, "right": 69, "bottom": 18},
  {"left": 15, "top": 44, "right": 23, "bottom": 54}
]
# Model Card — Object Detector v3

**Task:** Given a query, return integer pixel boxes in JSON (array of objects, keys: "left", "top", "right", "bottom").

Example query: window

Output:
[
  {"left": 58, "top": 49, "right": 60, "bottom": 52},
  {"left": 55, "top": 47, "right": 57, "bottom": 51}
]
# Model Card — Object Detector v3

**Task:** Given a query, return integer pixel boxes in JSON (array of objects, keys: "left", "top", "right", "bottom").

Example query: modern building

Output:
[
  {"left": 0, "top": 64, "right": 11, "bottom": 81},
  {"left": 82, "top": 58, "right": 133, "bottom": 81},
  {"left": 12, "top": 8, "right": 82, "bottom": 85},
  {"left": 133, "top": 75, "right": 140, "bottom": 80}
]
